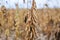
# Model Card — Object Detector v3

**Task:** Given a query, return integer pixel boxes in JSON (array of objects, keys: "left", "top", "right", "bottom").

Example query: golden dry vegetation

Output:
[
  {"left": 0, "top": 7, "right": 60, "bottom": 40},
  {"left": 0, "top": 0, "right": 60, "bottom": 40}
]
